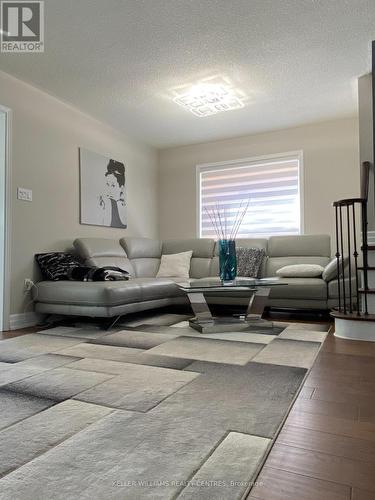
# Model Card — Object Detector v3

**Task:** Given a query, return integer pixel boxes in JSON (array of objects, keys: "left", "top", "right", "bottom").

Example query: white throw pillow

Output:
[
  {"left": 276, "top": 264, "right": 324, "bottom": 278},
  {"left": 322, "top": 256, "right": 349, "bottom": 282},
  {"left": 156, "top": 251, "right": 193, "bottom": 278}
]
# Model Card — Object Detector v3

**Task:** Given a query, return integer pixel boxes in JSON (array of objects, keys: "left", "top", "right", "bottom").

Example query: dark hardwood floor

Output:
[
  {"left": 248, "top": 330, "right": 375, "bottom": 500},
  {"left": 2, "top": 321, "right": 375, "bottom": 499}
]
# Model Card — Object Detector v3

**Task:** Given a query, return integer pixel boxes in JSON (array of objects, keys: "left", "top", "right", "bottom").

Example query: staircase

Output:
[{"left": 331, "top": 161, "right": 375, "bottom": 340}]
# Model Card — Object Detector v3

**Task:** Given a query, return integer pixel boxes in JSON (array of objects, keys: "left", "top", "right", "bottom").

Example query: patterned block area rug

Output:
[{"left": 0, "top": 314, "right": 329, "bottom": 499}]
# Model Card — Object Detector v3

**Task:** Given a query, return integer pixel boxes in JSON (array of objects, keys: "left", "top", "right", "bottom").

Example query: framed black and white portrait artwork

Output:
[{"left": 79, "top": 148, "right": 127, "bottom": 228}]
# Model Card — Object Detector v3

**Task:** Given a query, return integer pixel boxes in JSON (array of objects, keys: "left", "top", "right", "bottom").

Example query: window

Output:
[{"left": 198, "top": 152, "right": 303, "bottom": 238}]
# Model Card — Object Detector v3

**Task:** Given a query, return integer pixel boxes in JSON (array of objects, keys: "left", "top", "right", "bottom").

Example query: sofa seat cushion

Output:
[
  {"left": 34, "top": 277, "right": 185, "bottom": 308},
  {"left": 269, "top": 278, "right": 327, "bottom": 300},
  {"left": 34, "top": 280, "right": 143, "bottom": 307},
  {"left": 133, "top": 278, "right": 185, "bottom": 301}
]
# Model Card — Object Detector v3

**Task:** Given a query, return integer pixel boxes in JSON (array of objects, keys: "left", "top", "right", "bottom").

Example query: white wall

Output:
[
  {"left": 358, "top": 74, "right": 375, "bottom": 231},
  {"left": 0, "top": 70, "right": 158, "bottom": 319},
  {"left": 158, "top": 118, "right": 360, "bottom": 249}
]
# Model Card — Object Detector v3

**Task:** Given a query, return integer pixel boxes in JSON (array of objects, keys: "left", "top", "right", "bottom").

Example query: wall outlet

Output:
[
  {"left": 17, "top": 187, "right": 33, "bottom": 202},
  {"left": 24, "top": 278, "right": 35, "bottom": 292}
]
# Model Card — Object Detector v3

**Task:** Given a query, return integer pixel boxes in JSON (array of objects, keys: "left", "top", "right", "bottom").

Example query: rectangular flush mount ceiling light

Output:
[{"left": 171, "top": 76, "right": 248, "bottom": 117}]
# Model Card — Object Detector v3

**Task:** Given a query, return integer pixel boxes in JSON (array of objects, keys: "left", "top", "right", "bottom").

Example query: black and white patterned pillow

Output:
[
  {"left": 236, "top": 247, "right": 266, "bottom": 278},
  {"left": 35, "top": 252, "right": 81, "bottom": 281}
]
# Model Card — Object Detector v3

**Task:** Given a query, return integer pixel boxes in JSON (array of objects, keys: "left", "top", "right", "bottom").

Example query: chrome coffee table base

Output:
[{"left": 187, "top": 287, "right": 272, "bottom": 334}]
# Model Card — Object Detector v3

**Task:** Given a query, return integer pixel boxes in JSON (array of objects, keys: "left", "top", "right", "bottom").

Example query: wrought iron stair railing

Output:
[{"left": 332, "top": 161, "right": 371, "bottom": 318}]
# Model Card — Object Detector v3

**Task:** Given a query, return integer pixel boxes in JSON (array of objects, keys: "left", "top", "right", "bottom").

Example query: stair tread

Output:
[{"left": 331, "top": 310, "right": 375, "bottom": 321}]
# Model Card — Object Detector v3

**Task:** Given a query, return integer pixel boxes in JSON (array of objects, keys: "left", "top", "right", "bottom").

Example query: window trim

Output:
[{"left": 196, "top": 150, "right": 304, "bottom": 238}]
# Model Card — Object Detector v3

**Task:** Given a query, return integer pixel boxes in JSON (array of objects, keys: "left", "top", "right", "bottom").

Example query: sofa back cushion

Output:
[
  {"left": 74, "top": 238, "right": 135, "bottom": 276},
  {"left": 266, "top": 235, "right": 331, "bottom": 277},
  {"left": 162, "top": 239, "right": 215, "bottom": 278},
  {"left": 120, "top": 237, "right": 162, "bottom": 277},
  {"left": 210, "top": 238, "right": 268, "bottom": 277}
]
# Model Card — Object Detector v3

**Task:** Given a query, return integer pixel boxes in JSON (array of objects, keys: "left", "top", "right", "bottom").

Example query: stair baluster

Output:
[
  {"left": 335, "top": 205, "right": 342, "bottom": 311},
  {"left": 362, "top": 200, "right": 369, "bottom": 315},
  {"left": 352, "top": 203, "right": 360, "bottom": 316},
  {"left": 339, "top": 205, "right": 347, "bottom": 314},
  {"left": 346, "top": 205, "right": 353, "bottom": 313}
]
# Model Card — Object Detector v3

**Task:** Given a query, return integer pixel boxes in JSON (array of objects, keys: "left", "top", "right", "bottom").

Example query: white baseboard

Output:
[
  {"left": 335, "top": 318, "right": 375, "bottom": 342},
  {"left": 9, "top": 312, "right": 42, "bottom": 331},
  {"left": 368, "top": 231, "right": 375, "bottom": 245}
]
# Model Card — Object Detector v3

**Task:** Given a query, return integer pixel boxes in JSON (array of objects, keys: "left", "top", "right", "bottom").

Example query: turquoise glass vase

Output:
[{"left": 219, "top": 239, "right": 237, "bottom": 282}]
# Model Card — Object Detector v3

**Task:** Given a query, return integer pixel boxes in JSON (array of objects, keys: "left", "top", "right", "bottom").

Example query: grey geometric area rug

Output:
[{"left": 0, "top": 314, "right": 329, "bottom": 500}]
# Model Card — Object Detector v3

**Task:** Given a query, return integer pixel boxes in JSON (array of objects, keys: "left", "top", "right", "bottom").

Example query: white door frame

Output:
[{"left": 0, "top": 104, "right": 12, "bottom": 331}]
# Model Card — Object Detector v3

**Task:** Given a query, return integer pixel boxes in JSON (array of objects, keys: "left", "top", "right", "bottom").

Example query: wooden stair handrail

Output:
[{"left": 333, "top": 198, "right": 366, "bottom": 207}]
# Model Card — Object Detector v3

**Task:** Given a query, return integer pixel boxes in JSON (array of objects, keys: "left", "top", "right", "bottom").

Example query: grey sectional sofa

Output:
[{"left": 33, "top": 234, "right": 344, "bottom": 320}]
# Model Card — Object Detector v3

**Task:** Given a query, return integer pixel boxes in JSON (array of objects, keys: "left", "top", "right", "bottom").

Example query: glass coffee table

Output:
[{"left": 176, "top": 277, "right": 285, "bottom": 333}]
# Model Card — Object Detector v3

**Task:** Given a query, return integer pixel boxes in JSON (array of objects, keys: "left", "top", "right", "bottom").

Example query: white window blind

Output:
[{"left": 199, "top": 155, "right": 302, "bottom": 238}]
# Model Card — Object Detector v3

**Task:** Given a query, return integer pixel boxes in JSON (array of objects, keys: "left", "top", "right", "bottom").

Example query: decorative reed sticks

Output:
[{"left": 204, "top": 197, "right": 251, "bottom": 240}]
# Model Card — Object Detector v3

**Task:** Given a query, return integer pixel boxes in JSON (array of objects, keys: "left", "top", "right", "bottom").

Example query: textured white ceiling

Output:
[{"left": 0, "top": 0, "right": 374, "bottom": 148}]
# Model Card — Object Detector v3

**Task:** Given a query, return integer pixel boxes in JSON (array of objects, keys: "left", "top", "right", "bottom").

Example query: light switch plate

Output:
[{"left": 17, "top": 187, "right": 32, "bottom": 202}]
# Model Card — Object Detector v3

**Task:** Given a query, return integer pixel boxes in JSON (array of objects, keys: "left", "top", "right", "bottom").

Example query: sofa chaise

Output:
[{"left": 32, "top": 234, "right": 346, "bottom": 322}]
